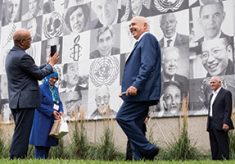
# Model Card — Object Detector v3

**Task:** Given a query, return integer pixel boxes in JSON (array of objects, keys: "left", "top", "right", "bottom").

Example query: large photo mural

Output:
[{"left": 0, "top": 0, "right": 234, "bottom": 123}]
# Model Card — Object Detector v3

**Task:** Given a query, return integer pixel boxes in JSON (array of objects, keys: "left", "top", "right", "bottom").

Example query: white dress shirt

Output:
[{"left": 209, "top": 87, "right": 221, "bottom": 117}]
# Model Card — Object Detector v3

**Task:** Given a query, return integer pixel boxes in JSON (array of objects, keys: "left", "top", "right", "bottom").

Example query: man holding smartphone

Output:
[{"left": 5, "top": 28, "right": 59, "bottom": 159}]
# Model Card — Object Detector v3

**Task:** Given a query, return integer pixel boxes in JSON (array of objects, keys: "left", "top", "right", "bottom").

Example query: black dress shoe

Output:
[{"left": 144, "top": 146, "right": 159, "bottom": 160}]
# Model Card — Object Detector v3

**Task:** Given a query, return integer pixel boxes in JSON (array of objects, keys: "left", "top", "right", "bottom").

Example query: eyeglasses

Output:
[
  {"left": 200, "top": 46, "right": 227, "bottom": 61},
  {"left": 95, "top": 96, "right": 109, "bottom": 103}
]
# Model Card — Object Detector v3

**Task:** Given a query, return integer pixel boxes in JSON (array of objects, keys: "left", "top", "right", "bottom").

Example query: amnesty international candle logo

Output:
[
  {"left": 43, "top": 12, "right": 64, "bottom": 38},
  {"left": 154, "top": 0, "right": 184, "bottom": 12},
  {"left": 89, "top": 56, "right": 119, "bottom": 87},
  {"left": 70, "top": 35, "right": 82, "bottom": 61}
]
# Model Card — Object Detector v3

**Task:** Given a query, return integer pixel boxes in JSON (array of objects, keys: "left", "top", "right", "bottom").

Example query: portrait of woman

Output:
[{"left": 64, "top": 3, "right": 91, "bottom": 34}]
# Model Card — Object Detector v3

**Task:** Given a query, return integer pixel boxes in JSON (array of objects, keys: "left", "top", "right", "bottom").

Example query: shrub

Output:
[
  {"left": 95, "top": 120, "right": 124, "bottom": 160},
  {"left": 160, "top": 95, "right": 202, "bottom": 160},
  {"left": 70, "top": 120, "right": 90, "bottom": 159},
  {"left": 229, "top": 129, "right": 235, "bottom": 159}
]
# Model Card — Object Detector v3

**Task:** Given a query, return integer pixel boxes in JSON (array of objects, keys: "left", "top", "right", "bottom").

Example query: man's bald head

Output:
[
  {"left": 13, "top": 28, "right": 32, "bottom": 49},
  {"left": 131, "top": 16, "right": 150, "bottom": 31},
  {"left": 129, "top": 16, "right": 149, "bottom": 39}
]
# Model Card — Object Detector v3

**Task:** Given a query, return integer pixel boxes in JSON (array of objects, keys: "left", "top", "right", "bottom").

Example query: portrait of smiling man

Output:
[
  {"left": 200, "top": 38, "right": 234, "bottom": 77},
  {"left": 196, "top": 1, "right": 233, "bottom": 46}
]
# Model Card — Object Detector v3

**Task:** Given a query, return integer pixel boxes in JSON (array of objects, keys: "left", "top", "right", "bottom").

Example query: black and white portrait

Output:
[
  {"left": 64, "top": 2, "right": 91, "bottom": 34},
  {"left": 190, "top": 38, "right": 234, "bottom": 78},
  {"left": 21, "top": 0, "right": 43, "bottom": 21},
  {"left": 90, "top": 25, "right": 120, "bottom": 59},
  {"left": 189, "top": 0, "right": 233, "bottom": 54},
  {"left": 1, "top": 0, "right": 22, "bottom": 26}
]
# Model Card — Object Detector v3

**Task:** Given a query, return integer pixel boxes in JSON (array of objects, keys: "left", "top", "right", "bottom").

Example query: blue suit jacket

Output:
[
  {"left": 5, "top": 46, "right": 53, "bottom": 109},
  {"left": 30, "top": 83, "right": 63, "bottom": 147},
  {"left": 121, "top": 33, "right": 161, "bottom": 103}
]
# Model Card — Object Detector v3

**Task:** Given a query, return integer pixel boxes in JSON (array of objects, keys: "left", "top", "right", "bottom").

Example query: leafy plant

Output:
[
  {"left": 70, "top": 120, "right": 90, "bottom": 159},
  {"left": 95, "top": 120, "right": 123, "bottom": 160},
  {"left": 160, "top": 95, "right": 202, "bottom": 160}
]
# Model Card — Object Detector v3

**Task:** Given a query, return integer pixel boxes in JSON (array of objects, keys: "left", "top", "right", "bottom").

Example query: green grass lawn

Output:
[{"left": 1, "top": 160, "right": 235, "bottom": 164}]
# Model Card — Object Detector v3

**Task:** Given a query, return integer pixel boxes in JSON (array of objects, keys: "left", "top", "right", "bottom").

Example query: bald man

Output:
[
  {"left": 116, "top": 16, "right": 161, "bottom": 160},
  {"left": 5, "top": 28, "right": 59, "bottom": 159},
  {"left": 207, "top": 76, "right": 234, "bottom": 160}
]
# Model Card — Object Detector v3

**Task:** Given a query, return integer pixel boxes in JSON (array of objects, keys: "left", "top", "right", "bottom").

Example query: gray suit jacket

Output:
[{"left": 5, "top": 46, "right": 53, "bottom": 109}]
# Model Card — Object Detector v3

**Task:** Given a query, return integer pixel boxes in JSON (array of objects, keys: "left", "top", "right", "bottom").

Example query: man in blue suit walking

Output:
[
  {"left": 116, "top": 16, "right": 161, "bottom": 160},
  {"left": 5, "top": 28, "right": 59, "bottom": 159}
]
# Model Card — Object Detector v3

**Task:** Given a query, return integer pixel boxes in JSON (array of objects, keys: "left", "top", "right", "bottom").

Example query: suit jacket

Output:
[
  {"left": 207, "top": 87, "right": 234, "bottom": 131},
  {"left": 90, "top": 47, "right": 120, "bottom": 59},
  {"left": 121, "top": 33, "right": 161, "bottom": 103},
  {"left": 30, "top": 83, "right": 63, "bottom": 147},
  {"left": 159, "top": 33, "right": 189, "bottom": 47},
  {"left": 5, "top": 46, "right": 53, "bottom": 109}
]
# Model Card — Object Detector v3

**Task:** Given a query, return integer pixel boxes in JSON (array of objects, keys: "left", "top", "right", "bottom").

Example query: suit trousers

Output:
[
  {"left": 116, "top": 101, "right": 156, "bottom": 160},
  {"left": 35, "top": 146, "right": 50, "bottom": 159},
  {"left": 209, "top": 126, "right": 229, "bottom": 160},
  {"left": 126, "top": 123, "right": 147, "bottom": 160},
  {"left": 10, "top": 108, "right": 35, "bottom": 159}
]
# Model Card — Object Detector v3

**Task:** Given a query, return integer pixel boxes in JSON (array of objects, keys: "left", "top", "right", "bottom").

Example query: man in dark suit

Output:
[
  {"left": 116, "top": 16, "right": 161, "bottom": 160},
  {"left": 207, "top": 76, "right": 234, "bottom": 160},
  {"left": 159, "top": 13, "right": 189, "bottom": 47},
  {"left": 90, "top": 26, "right": 120, "bottom": 59},
  {"left": 5, "top": 28, "right": 59, "bottom": 159}
]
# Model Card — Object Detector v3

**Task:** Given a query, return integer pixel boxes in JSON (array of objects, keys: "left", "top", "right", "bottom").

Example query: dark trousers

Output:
[
  {"left": 209, "top": 126, "right": 229, "bottom": 160},
  {"left": 126, "top": 123, "right": 147, "bottom": 160},
  {"left": 116, "top": 101, "right": 155, "bottom": 160},
  {"left": 35, "top": 146, "right": 50, "bottom": 159},
  {"left": 10, "top": 108, "right": 35, "bottom": 159}
]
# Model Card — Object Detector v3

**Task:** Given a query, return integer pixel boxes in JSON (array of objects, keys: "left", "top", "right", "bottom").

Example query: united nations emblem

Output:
[
  {"left": 43, "top": 12, "right": 64, "bottom": 38},
  {"left": 154, "top": 0, "right": 184, "bottom": 12},
  {"left": 89, "top": 56, "right": 119, "bottom": 87}
]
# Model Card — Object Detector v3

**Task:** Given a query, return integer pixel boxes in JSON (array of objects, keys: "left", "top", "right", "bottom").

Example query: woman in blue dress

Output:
[{"left": 30, "top": 71, "right": 63, "bottom": 159}]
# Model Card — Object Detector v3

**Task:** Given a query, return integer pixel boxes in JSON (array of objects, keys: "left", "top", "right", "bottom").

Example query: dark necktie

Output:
[{"left": 167, "top": 39, "right": 172, "bottom": 47}]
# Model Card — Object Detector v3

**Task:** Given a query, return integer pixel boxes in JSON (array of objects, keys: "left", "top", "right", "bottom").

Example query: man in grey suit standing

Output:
[
  {"left": 207, "top": 76, "right": 234, "bottom": 160},
  {"left": 5, "top": 28, "right": 59, "bottom": 159}
]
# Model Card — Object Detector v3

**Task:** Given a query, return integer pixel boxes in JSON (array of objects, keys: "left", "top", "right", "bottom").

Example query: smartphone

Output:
[{"left": 50, "top": 45, "right": 57, "bottom": 57}]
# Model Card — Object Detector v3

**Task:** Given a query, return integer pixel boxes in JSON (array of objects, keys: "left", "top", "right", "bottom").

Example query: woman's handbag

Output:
[{"left": 49, "top": 117, "right": 69, "bottom": 138}]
